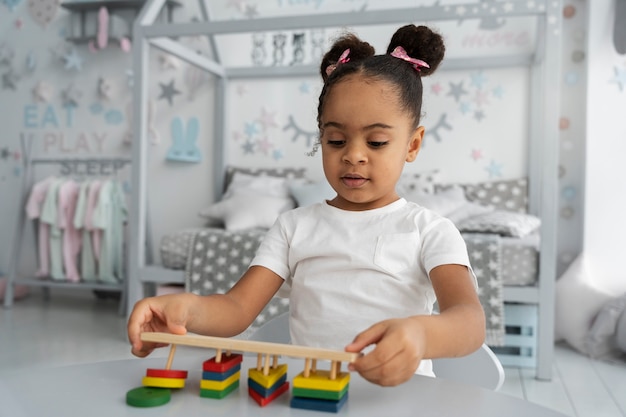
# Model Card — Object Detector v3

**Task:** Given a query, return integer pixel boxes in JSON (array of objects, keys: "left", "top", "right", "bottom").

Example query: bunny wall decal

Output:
[{"left": 166, "top": 117, "right": 202, "bottom": 163}]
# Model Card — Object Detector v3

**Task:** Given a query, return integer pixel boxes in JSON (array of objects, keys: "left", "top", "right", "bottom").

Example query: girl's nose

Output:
[{"left": 342, "top": 142, "right": 368, "bottom": 165}]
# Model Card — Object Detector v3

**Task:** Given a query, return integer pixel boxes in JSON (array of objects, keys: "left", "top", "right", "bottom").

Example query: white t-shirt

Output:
[{"left": 250, "top": 198, "right": 474, "bottom": 376}]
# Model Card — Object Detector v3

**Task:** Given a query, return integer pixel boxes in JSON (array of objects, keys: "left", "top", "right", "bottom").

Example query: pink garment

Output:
[
  {"left": 25, "top": 177, "right": 53, "bottom": 278},
  {"left": 58, "top": 180, "right": 82, "bottom": 282},
  {"left": 84, "top": 181, "right": 103, "bottom": 264}
]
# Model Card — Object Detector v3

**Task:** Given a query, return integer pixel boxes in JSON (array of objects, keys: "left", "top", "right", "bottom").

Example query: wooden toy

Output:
[
  {"left": 137, "top": 332, "right": 359, "bottom": 412},
  {"left": 200, "top": 352, "right": 243, "bottom": 399},
  {"left": 247, "top": 354, "right": 289, "bottom": 406},
  {"left": 141, "top": 344, "right": 188, "bottom": 389},
  {"left": 125, "top": 386, "right": 171, "bottom": 408}
]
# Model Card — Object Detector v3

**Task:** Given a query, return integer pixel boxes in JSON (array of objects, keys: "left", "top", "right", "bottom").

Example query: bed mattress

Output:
[{"left": 161, "top": 229, "right": 540, "bottom": 286}]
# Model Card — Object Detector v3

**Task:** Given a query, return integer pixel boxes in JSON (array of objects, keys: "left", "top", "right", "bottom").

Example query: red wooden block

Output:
[
  {"left": 248, "top": 381, "right": 289, "bottom": 407},
  {"left": 202, "top": 354, "right": 243, "bottom": 373},
  {"left": 146, "top": 369, "right": 188, "bottom": 379}
]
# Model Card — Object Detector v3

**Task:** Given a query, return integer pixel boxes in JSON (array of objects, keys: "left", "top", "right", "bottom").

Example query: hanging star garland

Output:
[{"left": 158, "top": 79, "right": 181, "bottom": 106}]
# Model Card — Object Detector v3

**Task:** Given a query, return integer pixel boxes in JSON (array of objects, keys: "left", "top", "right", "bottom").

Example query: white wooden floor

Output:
[{"left": 1, "top": 290, "right": 625, "bottom": 417}]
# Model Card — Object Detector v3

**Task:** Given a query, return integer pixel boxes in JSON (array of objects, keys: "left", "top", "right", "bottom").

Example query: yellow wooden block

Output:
[
  {"left": 292, "top": 370, "right": 350, "bottom": 392},
  {"left": 247, "top": 364, "right": 288, "bottom": 388},
  {"left": 199, "top": 371, "right": 240, "bottom": 391},
  {"left": 142, "top": 376, "right": 185, "bottom": 389}
]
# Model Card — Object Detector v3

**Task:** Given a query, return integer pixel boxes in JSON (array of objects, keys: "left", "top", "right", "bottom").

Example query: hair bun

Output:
[
  {"left": 386, "top": 25, "right": 445, "bottom": 76},
  {"left": 320, "top": 33, "right": 375, "bottom": 81}
]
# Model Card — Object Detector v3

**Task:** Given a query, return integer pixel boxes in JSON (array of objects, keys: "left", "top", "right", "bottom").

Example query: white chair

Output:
[{"left": 248, "top": 312, "right": 505, "bottom": 391}]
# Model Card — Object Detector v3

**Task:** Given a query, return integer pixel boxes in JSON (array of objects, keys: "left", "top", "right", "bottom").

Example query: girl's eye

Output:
[
  {"left": 368, "top": 141, "right": 388, "bottom": 148},
  {"left": 327, "top": 140, "right": 345, "bottom": 147}
]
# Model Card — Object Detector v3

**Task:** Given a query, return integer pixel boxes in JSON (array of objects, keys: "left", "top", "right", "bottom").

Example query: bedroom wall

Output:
[
  {"left": 583, "top": 0, "right": 626, "bottom": 294},
  {"left": 0, "top": 0, "right": 587, "bottom": 278}
]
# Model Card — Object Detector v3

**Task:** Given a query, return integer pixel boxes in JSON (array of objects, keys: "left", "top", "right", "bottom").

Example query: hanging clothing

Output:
[
  {"left": 39, "top": 178, "right": 65, "bottom": 281},
  {"left": 92, "top": 180, "right": 128, "bottom": 283},
  {"left": 58, "top": 179, "right": 81, "bottom": 282},
  {"left": 25, "top": 176, "right": 54, "bottom": 278}
]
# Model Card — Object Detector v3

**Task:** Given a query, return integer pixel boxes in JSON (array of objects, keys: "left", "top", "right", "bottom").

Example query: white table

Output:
[{"left": 0, "top": 351, "right": 567, "bottom": 417}]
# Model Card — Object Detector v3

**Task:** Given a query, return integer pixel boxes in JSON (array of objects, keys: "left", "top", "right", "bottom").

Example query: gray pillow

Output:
[
  {"left": 457, "top": 210, "right": 540, "bottom": 238},
  {"left": 437, "top": 178, "right": 528, "bottom": 213},
  {"left": 223, "top": 166, "right": 307, "bottom": 193}
]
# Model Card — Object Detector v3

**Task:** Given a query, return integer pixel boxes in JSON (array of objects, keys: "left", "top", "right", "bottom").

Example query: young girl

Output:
[{"left": 127, "top": 24, "right": 485, "bottom": 387}]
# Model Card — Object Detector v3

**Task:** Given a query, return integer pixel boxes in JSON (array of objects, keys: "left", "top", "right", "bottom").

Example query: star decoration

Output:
[
  {"left": 244, "top": 121, "right": 260, "bottom": 138},
  {"left": 63, "top": 49, "right": 84, "bottom": 71},
  {"left": 470, "top": 149, "right": 483, "bottom": 161},
  {"left": 492, "top": 85, "right": 504, "bottom": 98},
  {"left": 256, "top": 137, "right": 273, "bottom": 155},
  {"left": 485, "top": 160, "right": 503, "bottom": 178},
  {"left": 98, "top": 77, "right": 114, "bottom": 100},
  {"left": 299, "top": 82, "right": 311, "bottom": 94},
  {"left": 0, "top": 44, "right": 15, "bottom": 65},
  {"left": 474, "top": 90, "right": 490, "bottom": 107},
  {"left": 258, "top": 108, "right": 278, "bottom": 131},
  {"left": 236, "top": 84, "right": 248, "bottom": 96},
  {"left": 610, "top": 66, "right": 626, "bottom": 92},
  {"left": 430, "top": 82, "right": 442, "bottom": 95},
  {"left": 2, "top": 69, "right": 19, "bottom": 90},
  {"left": 32, "top": 81, "right": 54, "bottom": 103},
  {"left": 158, "top": 79, "right": 181, "bottom": 106},
  {"left": 474, "top": 110, "right": 485, "bottom": 122},
  {"left": 470, "top": 71, "right": 488, "bottom": 89},
  {"left": 61, "top": 84, "right": 82, "bottom": 107},
  {"left": 1, "top": 147, "right": 10, "bottom": 160},
  {"left": 272, "top": 149, "right": 284, "bottom": 160},
  {"left": 242, "top": 140, "right": 255, "bottom": 154},
  {"left": 447, "top": 81, "right": 468, "bottom": 102},
  {"left": 14, "top": 18, "right": 23, "bottom": 29}
]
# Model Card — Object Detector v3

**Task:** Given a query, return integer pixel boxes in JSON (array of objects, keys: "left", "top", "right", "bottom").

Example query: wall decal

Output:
[
  {"left": 32, "top": 81, "right": 53, "bottom": 102},
  {"left": 423, "top": 113, "right": 452, "bottom": 143},
  {"left": 0, "top": 44, "right": 15, "bottom": 66},
  {"left": 61, "top": 83, "right": 82, "bottom": 108},
  {"left": 447, "top": 81, "right": 469, "bottom": 102},
  {"left": 610, "top": 65, "right": 626, "bottom": 92},
  {"left": 2, "top": 0, "right": 22, "bottom": 12},
  {"left": 272, "top": 33, "right": 287, "bottom": 66},
  {"left": 283, "top": 115, "right": 316, "bottom": 147},
  {"left": 159, "top": 54, "right": 180, "bottom": 71},
  {"left": 251, "top": 33, "right": 266, "bottom": 66},
  {"left": 1, "top": 69, "right": 19, "bottom": 90},
  {"left": 484, "top": 159, "right": 503, "bottom": 178},
  {"left": 158, "top": 79, "right": 181, "bottom": 106},
  {"left": 166, "top": 117, "right": 201, "bottom": 163},
  {"left": 290, "top": 33, "right": 305, "bottom": 66},
  {"left": 63, "top": 48, "right": 84, "bottom": 71},
  {"left": 28, "top": 0, "right": 59, "bottom": 28},
  {"left": 97, "top": 77, "right": 114, "bottom": 100}
]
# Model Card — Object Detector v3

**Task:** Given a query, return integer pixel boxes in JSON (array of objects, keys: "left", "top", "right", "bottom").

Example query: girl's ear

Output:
[{"left": 406, "top": 126, "right": 424, "bottom": 162}]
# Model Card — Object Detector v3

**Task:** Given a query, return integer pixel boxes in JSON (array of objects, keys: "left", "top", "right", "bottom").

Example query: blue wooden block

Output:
[
  {"left": 247, "top": 374, "right": 287, "bottom": 398},
  {"left": 202, "top": 363, "right": 241, "bottom": 381},
  {"left": 290, "top": 392, "right": 349, "bottom": 413}
]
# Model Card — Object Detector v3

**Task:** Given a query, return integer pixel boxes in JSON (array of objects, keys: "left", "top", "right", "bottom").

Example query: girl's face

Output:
[{"left": 320, "top": 75, "right": 423, "bottom": 211}]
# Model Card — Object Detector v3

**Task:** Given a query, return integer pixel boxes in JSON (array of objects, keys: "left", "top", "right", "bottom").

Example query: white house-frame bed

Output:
[{"left": 128, "top": 0, "right": 562, "bottom": 381}]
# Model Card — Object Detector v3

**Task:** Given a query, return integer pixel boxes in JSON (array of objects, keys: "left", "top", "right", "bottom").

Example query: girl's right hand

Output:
[{"left": 126, "top": 293, "right": 194, "bottom": 358}]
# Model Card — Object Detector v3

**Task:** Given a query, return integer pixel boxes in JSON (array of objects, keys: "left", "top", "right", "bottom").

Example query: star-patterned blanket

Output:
[
  {"left": 184, "top": 228, "right": 504, "bottom": 345},
  {"left": 462, "top": 233, "right": 505, "bottom": 346}
]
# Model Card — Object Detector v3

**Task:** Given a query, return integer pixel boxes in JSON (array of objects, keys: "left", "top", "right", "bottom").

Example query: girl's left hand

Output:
[{"left": 344, "top": 318, "right": 426, "bottom": 386}]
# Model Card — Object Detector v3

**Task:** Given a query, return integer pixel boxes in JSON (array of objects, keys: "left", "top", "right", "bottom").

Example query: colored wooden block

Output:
[
  {"left": 202, "top": 353, "right": 243, "bottom": 372},
  {"left": 292, "top": 370, "right": 350, "bottom": 392},
  {"left": 142, "top": 376, "right": 185, "bottom": 389},
  {"left": 292, "top": 384, "right": 349, "bottom": 401},
  {"left": 247, "top": 374, "right": 287, "bottom": 397},
  {"left": 248, "top": 381, "right": 289, "bottom": 407},
  {"left": 199, "top": 371, "right": 240, "bottom": 391},
  {"left": 146, "top": 368, "right": 188, "bottom": 379},
  {"left": 290, "top": 392, "right": 349, "bottom": 413},
  {"left": 248, "top": 364, "right": 288, "bottom": 388},
  {"left": 126, "top": 386, "right": 171, "bottom": 408},
  {"left": 199, "top": 380, "right": 239, "bottom": 399},
  {"left": 202, "top": 363, "right": 241, "bottom": 381}
]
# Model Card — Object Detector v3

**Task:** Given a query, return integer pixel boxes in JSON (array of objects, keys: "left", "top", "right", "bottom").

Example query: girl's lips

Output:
[{"left": 341, "top": 175, "right": 368, "bottom": 188}]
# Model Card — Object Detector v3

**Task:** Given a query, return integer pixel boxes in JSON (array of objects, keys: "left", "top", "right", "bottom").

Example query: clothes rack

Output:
[{"left": 3, "top": 136, "right": 131, "bottom": 315}]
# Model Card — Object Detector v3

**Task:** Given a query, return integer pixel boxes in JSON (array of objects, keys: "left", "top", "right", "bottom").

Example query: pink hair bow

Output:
[
  {"left": 390, "top": 46, "right": 429, "bottom": 71},
  {"left": 325, "top": 48, "right": 351, "bottom": 76}
]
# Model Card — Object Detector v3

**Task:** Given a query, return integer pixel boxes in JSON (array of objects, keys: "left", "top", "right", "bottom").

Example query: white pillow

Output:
[
  {"left": 289, "top": 180, "right": 335, "bottom": 207},
  {"left": 403, "top": 186, "right": 467, "bottom": 216},
  {"left": 446, "top": 202, "right": 495, "bottom": 226},
  {"left": 223, "top": 171, "right": 291, "bottom": 199},
  {"left": 555, "top": 255, "right": 616, "bottom": 354},
  {"left": 199, "top": 192, "right": 294, "bottom": 231}
]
